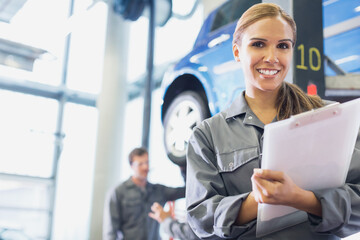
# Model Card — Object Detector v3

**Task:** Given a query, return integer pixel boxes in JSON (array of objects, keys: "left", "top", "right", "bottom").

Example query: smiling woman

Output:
[
  {"left": 232, "top": 16, "right": 294, "bottom": 121},
  {"left": 185, "top": 3, "right": 360, "bottom": 240},
  {"left": 231, "top": 5, "right": 322, "bottom": 124}
]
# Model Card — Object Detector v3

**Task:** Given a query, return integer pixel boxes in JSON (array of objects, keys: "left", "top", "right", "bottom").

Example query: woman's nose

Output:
[{"left": 264, "top": 48, "right": 279, "bottom": 63}]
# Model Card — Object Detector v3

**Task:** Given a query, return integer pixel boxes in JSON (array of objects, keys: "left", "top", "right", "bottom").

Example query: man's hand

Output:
[{"left": 148, "top": 202, "right": 172, "bottom": 223}]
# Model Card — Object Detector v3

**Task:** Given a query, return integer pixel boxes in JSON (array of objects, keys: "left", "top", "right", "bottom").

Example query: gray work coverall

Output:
[{"left": 186, "top": 93, "right": 360, "bottom": 240}]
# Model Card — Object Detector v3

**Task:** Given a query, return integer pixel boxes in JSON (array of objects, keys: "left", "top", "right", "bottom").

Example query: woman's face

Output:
[{"left": 233, "top": 16, "right": 294, "bottom": 96}]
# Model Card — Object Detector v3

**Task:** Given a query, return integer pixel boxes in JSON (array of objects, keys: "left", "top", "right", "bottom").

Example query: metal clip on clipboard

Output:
[{"left": 290, "top": 102, "right": 340, "bottom": 129}]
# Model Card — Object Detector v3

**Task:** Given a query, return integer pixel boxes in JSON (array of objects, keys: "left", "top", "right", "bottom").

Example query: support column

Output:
[
  {"left": 142, "top": 0, "right": 155, "bottom": 149},
  {"left": 89, "top": 3, "right": 130, "bottom": 240}
]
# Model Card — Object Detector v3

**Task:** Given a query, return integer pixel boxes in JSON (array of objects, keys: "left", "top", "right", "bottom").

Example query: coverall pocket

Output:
[{"left": 216, "top": 146, "right": 259, "bottom": 173}]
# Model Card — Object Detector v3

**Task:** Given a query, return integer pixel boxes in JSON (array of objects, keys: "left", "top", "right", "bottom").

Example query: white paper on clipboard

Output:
[{"left": 256, "top": 98, "right": 360, "bottom": 237}]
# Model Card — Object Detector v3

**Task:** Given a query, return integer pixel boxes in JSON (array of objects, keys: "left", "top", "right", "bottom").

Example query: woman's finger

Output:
[
  {"left": 251, "top": 175, "right": 268, "bottom": 203},
  {"left": 253, "top": 168, "right": 285, "bottom": 182},
  {"left": 252, "top": 174, "right": 273, "bottom": 196}
]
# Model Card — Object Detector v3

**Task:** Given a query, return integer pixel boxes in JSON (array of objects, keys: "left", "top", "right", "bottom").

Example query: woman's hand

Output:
[
  {"left": 251, "top": 168, "right": 322, "bottom": 216},
  {"left": 251, "top": 168, "right": 300, "bottom": 205}
]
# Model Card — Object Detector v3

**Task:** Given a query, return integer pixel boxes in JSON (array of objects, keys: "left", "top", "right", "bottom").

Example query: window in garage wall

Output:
[
  {"left": 0, "top": 0, "right": 105, "bottom": 239},
  {"left": 0, "top": 90, "right": 58, "bottom": 178}
]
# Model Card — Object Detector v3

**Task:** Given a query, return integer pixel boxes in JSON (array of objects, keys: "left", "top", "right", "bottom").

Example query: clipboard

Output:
[{"left": 256, "top": 98, "right": 360, "bottom": 237}]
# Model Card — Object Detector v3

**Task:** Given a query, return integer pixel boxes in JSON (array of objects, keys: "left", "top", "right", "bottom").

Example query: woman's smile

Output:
[{"left": 257, "top": 68, "right": 280, "bottom": 77}]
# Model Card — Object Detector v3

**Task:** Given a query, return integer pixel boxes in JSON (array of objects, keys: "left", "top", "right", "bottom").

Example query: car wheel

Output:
[{"left": 163, "top": 91, "right": 210, "bottom": 167}]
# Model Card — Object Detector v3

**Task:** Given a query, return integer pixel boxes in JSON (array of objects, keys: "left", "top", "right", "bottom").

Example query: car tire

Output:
[{"left": 163, "top": 91, "right": 210, "bottom": 167}]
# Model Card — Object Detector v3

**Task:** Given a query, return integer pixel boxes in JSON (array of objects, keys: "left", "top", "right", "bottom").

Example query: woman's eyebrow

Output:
[
  {"left": 249, "top": 38, "right": 294, "bottom": 45},
  {"left": 250, "top": 37, "right": 267, "bottom": 41},
  {"left": 279, "top": 39, "right": 294, "bottom": 45}
]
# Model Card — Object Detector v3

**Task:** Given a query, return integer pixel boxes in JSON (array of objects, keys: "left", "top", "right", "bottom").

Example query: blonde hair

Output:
[
  {"left": 233, "top": 3, "right": 323, "bottom": 119},
  {"left": 233, "top": 3, "right": 297, "bottom": 47}
]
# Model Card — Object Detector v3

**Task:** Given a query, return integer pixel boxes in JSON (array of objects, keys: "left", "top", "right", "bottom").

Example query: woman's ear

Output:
[{"left": 233, "top": 44, "right": 240, "bottom": 62}]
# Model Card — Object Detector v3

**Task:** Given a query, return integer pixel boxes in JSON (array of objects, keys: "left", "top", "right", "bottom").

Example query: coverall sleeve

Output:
[
  {"left": 161, "top": 217, "right": 200, "bottom": 240},
  {"left": 186, "top": 126, "right": 256, "bottom": 239},
  {"left": 309, "top": 129, "right": 360, "bottom": 237},
  {"left": 162, "top": 185, "right": 186, "bottom": 201},
  {"left": 103, "top": 189, "right": 124, "bottom": 240}
]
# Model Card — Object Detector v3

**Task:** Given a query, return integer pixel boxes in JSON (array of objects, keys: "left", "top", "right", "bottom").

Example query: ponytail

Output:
[{"left": 276, "top": 82, "right": 324, "bottom": 120}]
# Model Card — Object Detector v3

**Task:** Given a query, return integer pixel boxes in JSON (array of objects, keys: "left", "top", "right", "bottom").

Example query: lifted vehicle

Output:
[{"left": 160, "top": 0, "right": 360, "bottom": 166}]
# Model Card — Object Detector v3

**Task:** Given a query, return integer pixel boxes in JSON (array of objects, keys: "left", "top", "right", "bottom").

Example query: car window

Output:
[
  {"left": 210, "top": 0, "right": 261, "bottom": 32},
  {"left": 210, "top": 1, "right": 233, "bottom": 32}
]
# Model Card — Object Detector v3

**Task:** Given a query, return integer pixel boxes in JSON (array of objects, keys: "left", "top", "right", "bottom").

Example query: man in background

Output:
[{"left": 103, "top": 147, "right": 185, "bottom": 240}]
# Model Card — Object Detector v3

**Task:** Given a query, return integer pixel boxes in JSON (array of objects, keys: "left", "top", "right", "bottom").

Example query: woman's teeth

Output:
[{"left": 258, "top": 69, "right": 279, "bottom": 75}]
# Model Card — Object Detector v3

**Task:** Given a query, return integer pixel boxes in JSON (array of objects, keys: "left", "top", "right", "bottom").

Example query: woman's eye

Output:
[
  {"left": 252, "top": 41, "right": 264, "bottom": 48},
  {"left": 278, "top": 43, "right": 290, "bottom": 49}
]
